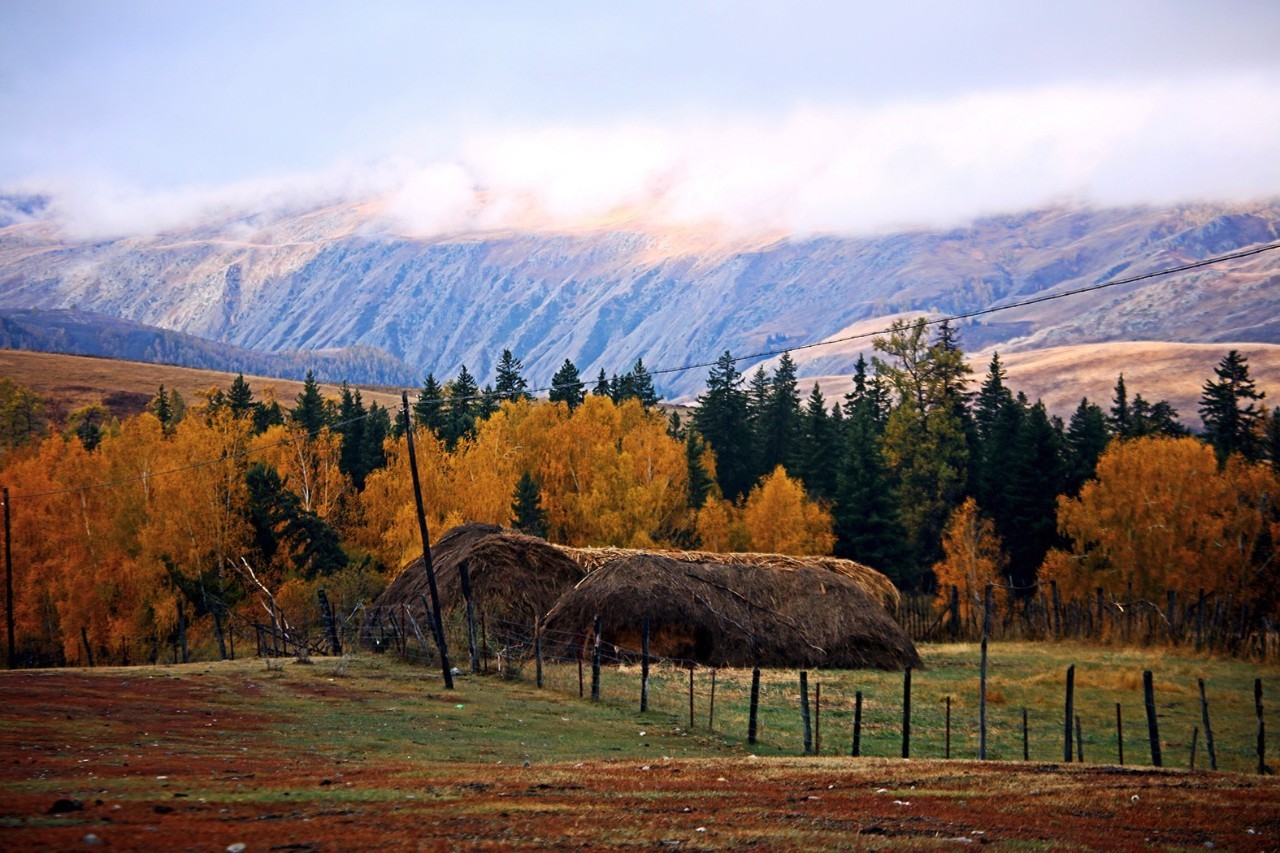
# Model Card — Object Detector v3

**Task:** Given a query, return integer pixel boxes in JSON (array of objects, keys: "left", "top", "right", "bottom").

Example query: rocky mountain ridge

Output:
[{"left": 1, "top": 198, "right": 1278, "bottom": 399}]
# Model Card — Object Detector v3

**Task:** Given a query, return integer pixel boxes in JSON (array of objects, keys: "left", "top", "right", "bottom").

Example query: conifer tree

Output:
[
  {"left": 1267, "top": 406, "right": 1280, "bottom": 475},
  {"left": 413, "top": 373, "right": 446, "bottom": 435},
  {"left": 549, "top": 359, "right": 586, "bottom": 410},
  {"left": 796, "top": 383, "right": 837, "bottom": 499},
  {"left": 443, "top": 366, "right": 479, "bottom": 448},
  {"left": 511, "top": 471, "right": 548, "bottom": 538},
  {"left": 593, "top": 368, "right": 612, "bottom": 397},
  {"left": 150, "top": 385, "right": 174, "bottom": 434},
  {"left": 760, "top": 352, "right": 801, "bottom": 477},
  {"left": 1064, "top": 397, "right": 1110, "bottom": 495},
  {"left": 685, "top": 429, "right": 713, "bottom": 510},
  {"left": 493, "top": 349, "right": 531, "bottom": 402},
  {"left": 1199, "top": 349, "right": 1266, "bottom": 464},
  {"left": 622, "top": 358, "right": 659, "bottom": 408},
  {"left": 0, "top": 378, "right": 46, "bottom": 451},
  {"left": 1130, "top": 395, "right": 1187, "bottom": 438},
  {"left": 362, "top": 402, "right": 391, "bottom": 480},
  {"left": 1109, "top": 374, "right": 1131, "bottom": 438},
  {"left": 477, "top": 384, "right": 499, "bottom": 419},
  {"left": 833, "top": 381, "right": 904, "bottom": 576},
  {"left": 227, "top": 373, "right": 254, "bottom": 419},
  {"left": 291, "top": 371, "right": 327, "bottom": 436},
  {"left": 693, "top": 351, "right": 754, "bottom": 502},
  {"left": 1001, "top": 400, "right": 1065, "bottom": 587},
  {"left": 336, "top": 384, "right": 369, "bottom": 488}
]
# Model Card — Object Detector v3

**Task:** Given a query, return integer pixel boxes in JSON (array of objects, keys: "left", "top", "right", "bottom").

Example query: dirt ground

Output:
[{"left": 4, "top": 663, "right": 1279, "bottom": 851}]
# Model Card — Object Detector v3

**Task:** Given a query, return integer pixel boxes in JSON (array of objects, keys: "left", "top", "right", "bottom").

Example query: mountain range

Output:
[{"left": 2, "top": 195, "right": 1278, "bottom": 414}]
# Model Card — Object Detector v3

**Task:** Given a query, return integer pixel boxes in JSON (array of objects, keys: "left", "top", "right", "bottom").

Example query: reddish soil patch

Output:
[{"left": 4, "top": 667, "right": 1280, "bottom": 850}]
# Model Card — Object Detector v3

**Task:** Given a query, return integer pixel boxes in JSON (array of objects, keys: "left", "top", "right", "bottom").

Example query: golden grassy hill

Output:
[{"left": 0, "top": 349, "right": 407, "bottom": 425}]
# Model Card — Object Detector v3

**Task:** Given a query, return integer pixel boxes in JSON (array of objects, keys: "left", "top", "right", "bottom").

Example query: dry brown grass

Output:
[
  {"left": 803, "top": 340, "right": 1280, "bottom": 429},
  {"left": 0, "top": 348, "right": 405, "bottom": 423}
]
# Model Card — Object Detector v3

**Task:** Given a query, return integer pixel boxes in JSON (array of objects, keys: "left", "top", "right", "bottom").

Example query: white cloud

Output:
[{"left": 32, "top": 74, "right": 1280, "bottom": 241}]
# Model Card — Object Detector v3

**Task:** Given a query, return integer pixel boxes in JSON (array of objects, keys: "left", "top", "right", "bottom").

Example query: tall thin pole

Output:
[
  {"left": 979, "top": 583, "right": 991, "bottom": 760},
  {"left": 401, "top": 394, "right": 453, "bottom": 689},
  {"left": 3, "top": 487, "right": 14, "bottom": 669}
]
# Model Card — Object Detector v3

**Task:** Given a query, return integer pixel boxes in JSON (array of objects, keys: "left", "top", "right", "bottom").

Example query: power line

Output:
[{"left": 7, "top": 237, "right": 1279, "bottom": 500}]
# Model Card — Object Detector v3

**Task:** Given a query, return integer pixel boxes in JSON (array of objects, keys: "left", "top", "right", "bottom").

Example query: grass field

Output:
[{"left": 3, "top": 642, "right": 1280, "bottom": 849}]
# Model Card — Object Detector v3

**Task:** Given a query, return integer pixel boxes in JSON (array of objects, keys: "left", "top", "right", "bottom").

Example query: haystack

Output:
[
  {"left": 368, "top": 523, "right": 585, "bottom": 636},
  {"left": 557, "top": 546, "right": 901, "bottom": 615},
  {"left": 540, "top": 554, "right": 920, "bottom": 670}
]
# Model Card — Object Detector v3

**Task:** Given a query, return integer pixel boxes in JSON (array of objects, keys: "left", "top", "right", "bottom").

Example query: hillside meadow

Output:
[{"left": 3, "top": 642, "right": 1280, "bottom": 849}]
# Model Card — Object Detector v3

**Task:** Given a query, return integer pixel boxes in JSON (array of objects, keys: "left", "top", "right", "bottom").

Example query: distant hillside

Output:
[
  {"left": 1, "top": 197, "right": 1278, "bottom": 397},
  {"left": 0, "top": 308, "right": 419, "bottom": 386},
  {"left": 802, "top": 341, "right": 1280, "bottom": 431},
  {"left": 0, "top": 348, "right": 405, "bottom": 425}
]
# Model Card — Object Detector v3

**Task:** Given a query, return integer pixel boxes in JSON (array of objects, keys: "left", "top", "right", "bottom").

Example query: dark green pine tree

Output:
[
  {"left": 549, "top": 359, "right": 586, "bottom": 411},
  {"left": 833, "top": 386, "right": 905, "bottom": 577},
  {"left": 362, "top": 402, "right": 392, "bottom": 480},
  {"left": 493, "top": 349, "right": 531, "bottom": 402},
  {"left": 692, "top": 351, "right": 754, "bottom": 503},
  {"left": 1063, "top": 397, "right": 1110, "bottom": 495},
  {"left": 1001, "top": 400, "right": 1066, "bottom": 589},
  {"left": 626, "top": 358, "right": 660, "bottom": 408},
  {"left": 227, "top": 373, "right": 254, "bottom": 419},
  {"left": 593, "top": 368, "right": 613, "bottom": 398},
  {"left": 1130, "top": 395, "right": 1187, "bottom": 438},
  {"left": 245, "top": 462, "right": 348, "bottom": 580},
  {"left": 1109, "top": 374, "right": 1132, "bottom": 439},
  {"left": 971, "top": 353, "right": 1021, "bottom": 516},
  {"left": 796, "top": 383, "right": 837, "bottom": 499},
  {"left": 150, "top": 384, "right": 174, "bottom": 434},
  {"left": 684, "top": 429, "right": 713, "bottom": 510},
  {"left": 443, "top": 366, "right": 479, "bottom": 448},
  {"left": 667, "top": 410, "right": 684, "bottom": 440},
  {"left": 511, "top": 471, "right": 548, "bottom": 538},
  {"left": 1267, "top": 407, "right": 1280, "bottom": 475},
  {"left": 745, "top": 365, "right": 772, "bottom": 474},
  {"left": 413, "top": 373, "right": 447, "bottom": 436},
  {"left": 477, "top": 384, "right": 500, "bottom": 420},
  {"left": 336, "top": 384, "right": 369, "bottom": 489},
  {"left": 252, "top": 399, "right": 284, "bottom": 434},
  {"left": 1199, "top": 349, "right": 1266, "bottom": 464},
  {"left": 759, "top": 352, "right": 802, "bottom": 477},
  {"left": 291, "top": 370, "right": 328, "bottom": 436}
]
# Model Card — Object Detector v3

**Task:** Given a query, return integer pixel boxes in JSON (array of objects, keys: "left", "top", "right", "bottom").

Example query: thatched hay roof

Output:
[
  {"left": 369, "top": 523, "right": 585, "bottom": 633},
  {"left": 540, "top": 554, "right": 920, "bottom": 670},
  {"left": 556, "top": 546, "right": 901, "bottom": 615}
]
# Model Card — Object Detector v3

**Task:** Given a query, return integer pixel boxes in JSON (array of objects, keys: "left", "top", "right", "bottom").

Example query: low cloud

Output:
[{"left": 27, "top": 75, "right": 1280, "bottom": 241}]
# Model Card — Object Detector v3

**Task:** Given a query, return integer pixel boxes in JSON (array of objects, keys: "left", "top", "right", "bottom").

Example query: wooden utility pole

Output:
[
  {"left": 401, "top": 394, "right": 453, "bottom": 689},
  {"left": 3, "top": 487, "right": 14, "bottom": 669}
]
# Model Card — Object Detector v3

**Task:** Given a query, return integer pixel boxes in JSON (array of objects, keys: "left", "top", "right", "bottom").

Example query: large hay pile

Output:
[
  {"left": 556, "top": 546, "right": 900, "bottom": 615},
  {"left": 540, "top": 554, "right": 920, "bottom": 670},
  {"left": 368, "top": 523, "right": 585, "bottom": 633}
]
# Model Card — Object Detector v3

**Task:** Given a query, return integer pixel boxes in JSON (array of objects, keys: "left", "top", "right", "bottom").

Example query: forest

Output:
[{"left": 1, "top": 319, "right": 1278, "bottom": 666}]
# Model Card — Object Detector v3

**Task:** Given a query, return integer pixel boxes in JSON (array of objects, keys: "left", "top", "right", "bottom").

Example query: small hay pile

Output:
[
  {"left": 556, "top": 546, "right": 901, "bottom": 615},
  {"left": 540, "top": 554, "right": 920, "bottom": 670},
  {"left": 368, "top": 523, "right": 585, "bottom": 634}
]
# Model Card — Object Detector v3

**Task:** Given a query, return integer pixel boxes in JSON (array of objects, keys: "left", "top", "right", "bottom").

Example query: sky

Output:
[{"left": 3, "top": 0, "right": 1280, "bottom": 238}]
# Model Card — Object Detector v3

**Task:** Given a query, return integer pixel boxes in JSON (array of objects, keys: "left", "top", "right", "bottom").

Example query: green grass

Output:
[{"left": 522, "top": 641, "right": 1279, "bottom": 772}]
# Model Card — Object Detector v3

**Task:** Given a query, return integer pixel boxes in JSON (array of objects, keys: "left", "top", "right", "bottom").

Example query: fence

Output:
[{"left": 898, "top": 584, "right": 1280, "bottom": 660}]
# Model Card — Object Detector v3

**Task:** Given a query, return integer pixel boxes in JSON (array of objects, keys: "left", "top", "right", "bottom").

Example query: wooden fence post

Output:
[
  {"left": 1022, "top": 708, "right": 1029, "bottom": 761},
  {"left": 177, "top": 599, "right": 188, "bottom": 663},
  {"left": 1257, "top": 678, "right": 1267, "bottom": 775},
  {"left": 902, "top": 667, "right": 912, "bottom": 759},
  {"left": 688, "top": 665, "right": 695, "bottom": 729},
  {"left": 3, "top": 486, "right": 13, "bottom": 670},
  {"left": 748, "top": 666, "right": 761, "bottom": 745},
  {"left": 80, "top": 626, "right": 94, "bottom": 668},
  {"left": 815, "top": 683, "right": 822, "bottom": 755},
  {"left": 590, "top": 615, "right": 601, "bottom": 702},
  {"left": 852, "top": 690, "right": 863, "bottom": 757},
  {"left": 1064, "top": 665, "right": 1075, "bottom": 763},
  {"left": 946, "top": 696, "right": 952, "bottom": 759},
  {"left": 534, "top": 621, "right": 543, "bottom": 689},
  {"left": 1116, "top": 703, "right": 1124, "bottom": 765},
  {"left": 1144, "top": 670, "right": 1162, "bottom": 767},
  {"left": 640, "top": 616, "right": 650, "bottom": 713},
  {"left": 1198, "top": 678, "right": 1217, "bottom": 771},
  {"left": 980, "top": 584, "right": 991, "bottom": 760},
  {"left": 1051, "top": 580, "right": 1062, "bottom": 639},
  {"left": 708, "top": 669, "right": 716, "bottom": 731},
  {"left": 318, "top": 588, "right": 342, "bottom": 656},
  {"left": 577, "top": 635, "right": 584, "bottom": 698},
  {"left": 800, "top": 671, "right": 812, "bottom": 754}
]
